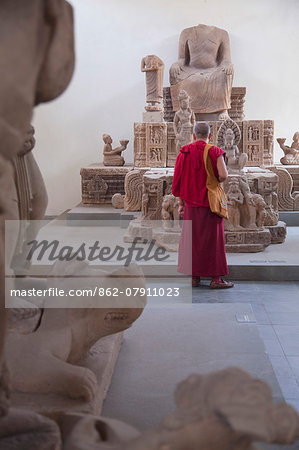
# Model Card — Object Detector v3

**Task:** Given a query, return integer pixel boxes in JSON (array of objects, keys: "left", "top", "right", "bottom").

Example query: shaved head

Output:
[{"left": 193, "top": 122, "right": 210, "bottom": 139}]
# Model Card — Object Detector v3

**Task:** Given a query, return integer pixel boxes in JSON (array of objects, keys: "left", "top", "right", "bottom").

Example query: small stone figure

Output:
[
  {"left": 161, "top": 194, "right": 180, "bottom": 232},
  {"left": 173, "top": 90, "right": 196, "bottom": 152},
  {"left": 141, "top": 55, "right": 164, "bottom": 111},
  {"left": 277, "top": 132, "right": 299, "bottom": 165},
  {"left": 217, "top": 120, "right": 248, "bottom": 173},
  {"left": 102, "top": 134, "right": 128, "bottom": 166},
  {"left": 226, "top": 178, "right": 244, "bottom": 230},
  {"left": 141, "top": 187, "right": 149, "bottom": 218},
  {"left": 240, "top": 178, "right": 267, "bottom": 228}
]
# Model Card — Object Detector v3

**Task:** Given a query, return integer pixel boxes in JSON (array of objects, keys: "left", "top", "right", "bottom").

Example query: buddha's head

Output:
[
  {"left": 178, "top": 90, "right": 190, "bottom": 110},
  {"left": 292, "top": 132, "right": 299, "bottom": 143},
  {"left": 224, "top": 128, "right": 235, "bottom": 147},
  {"left": 103, "top": 134, "right": 112, "bottom": 144}
]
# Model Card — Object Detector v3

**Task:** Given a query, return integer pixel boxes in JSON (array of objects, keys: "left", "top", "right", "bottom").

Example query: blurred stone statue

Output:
[
  {"left": 62, "top": 367, "right": 299, "bottom": 450},
  {"left": 277, "top": 132, "right": 299, "bottom": 164},
  {"left": 170, "top": 24, "right": 234, "bottom": 120},
  {"left": 0, "top": 0, "right": 75, "bottom": 447},
  {"left": 141, "top": 55, "right": 164, "bottom": 111},
  {"left": 173, "top": 90, "right": 195, "bottom": 152},
  {"left": 102, "top": 134, "right": 129, "bottom": 166}
]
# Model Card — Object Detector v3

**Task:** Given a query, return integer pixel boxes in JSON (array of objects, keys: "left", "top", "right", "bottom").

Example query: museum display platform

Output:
[
  {"left": 27, "top": 204, "right": 299, "bottom": 281},
  {"left": 40, "top": 204, "right": 299, "bottom": 281}
]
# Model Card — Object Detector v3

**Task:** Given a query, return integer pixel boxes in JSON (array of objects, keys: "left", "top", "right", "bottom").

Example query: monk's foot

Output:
[{"left": 192, "top": 277, "right": 201, "bottom": 287}]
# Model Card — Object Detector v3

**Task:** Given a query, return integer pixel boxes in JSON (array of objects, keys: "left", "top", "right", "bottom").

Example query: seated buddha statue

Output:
[{"left": 169, "top": 24, "right": 234, "bottom": 120}]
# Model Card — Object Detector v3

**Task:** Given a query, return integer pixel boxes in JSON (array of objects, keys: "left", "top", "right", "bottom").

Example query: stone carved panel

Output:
[
  {"left": 124, "top": 169, "right": 147, "bottom": 211},
  {"left": 142, "top": 175, "right": 164, "bottom": 221},
  {"left": 134, "top": 123, "right": 147, "bottom": 167},
  {"left": 243, "top": 120, "right": 264, "bottom": 166},
  {"left": 166, "top": 122, "right": 177, "bottom": 166},
  {"left": 81, "top": 165, "right": 132, "bottom": 205},
  {"left": 145, "top": 123, "right": 167, "bottom": 167},
  {"left": 263, "top": 120, "right": 274, "bottom": 165},
  {"left": 267, "top": 166, "right": 299, "bottom": 211},
  {"left": 228, "top": 87, "right": 246, "bottom": 121}
]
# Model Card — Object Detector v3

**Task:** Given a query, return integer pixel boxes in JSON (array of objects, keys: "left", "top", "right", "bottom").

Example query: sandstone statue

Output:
[
  {"left": 277, "top": 132, "right": 299, "bottom": 164},
  {"left": 240, "top": 178, "right": 267, "bottom": 228},
  {"left": 102, "top": 133, "right": 129, "bottom": 166},
  {"left": 170, "top": 24, "right": 234, "bottom": 120},
  {"left": 161, "top": 194, "right": 180, "bottom": 231},
  {"left": 226, "top": 177, "right": 244, "bottom": 230},
  {"left": 62, "top": 367, "right": 299, "bottom": 450},
  {"left": 141, "top": 55, "right": 165, "bottom": 111},
  {"left": 0, "top": 0, "right": 75, "bottom": 447},
  {"left": 173, "top": 90, "right": 195, "bottom": 152},
  {"left": 224, "top": 176, "right": 267, "bottom": 231},
  {"left": 217, "top": 119, "right": 248, "bottom": 173},
  {"left": 6, "top": 262, "right": 146, "bottom": 401}
]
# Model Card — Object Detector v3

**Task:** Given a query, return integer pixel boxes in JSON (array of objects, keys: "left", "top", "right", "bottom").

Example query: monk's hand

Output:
[
  {"left": 178, "top": 204, "right": 184, "bottom": 216},
  {"left": 222, "top": 63, "right": 233, "bottom": 75}
]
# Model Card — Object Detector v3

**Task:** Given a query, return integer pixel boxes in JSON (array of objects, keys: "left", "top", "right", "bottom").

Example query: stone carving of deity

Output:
[
  {"left": 169, "top": 24, "right": 234, "bottom": 120},
  {"left": 141, "top": 55, "right": 165, "bottom": 111},
  {"left": 217, "top": 120, "right": 248, "bottom": 173},
  {"left": 173, "top": 90, "right": 195, "bottom": 152}
]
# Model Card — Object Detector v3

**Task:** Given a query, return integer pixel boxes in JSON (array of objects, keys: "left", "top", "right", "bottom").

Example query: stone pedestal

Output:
[
  {"left": 225, "top": 229, "right": 271, "bottom": 253},
  {"left": 163, "top": 86, "right": 247, "bottom": 123},
  {"left": 152, "top": 228, "right": 181, "bottom": 252},
  {"left": 11, "top": 333, "right": 123, "bottom": 417},
  {"left": 134, "top": 120, "right": 274, "bottom": 169},
  {"left": 80, "top": 164, "right": 133, "bottom": 205},
  {"left": 266, "top": 221, "right": 287, "bottom": 244},
  {"left": 143, "top": 111, "right": 164, "bottom": 123}
]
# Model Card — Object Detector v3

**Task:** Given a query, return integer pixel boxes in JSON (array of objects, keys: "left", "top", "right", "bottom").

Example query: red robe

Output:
[{"left": 172, "top": 140, "right": 228, "bottom": 278}]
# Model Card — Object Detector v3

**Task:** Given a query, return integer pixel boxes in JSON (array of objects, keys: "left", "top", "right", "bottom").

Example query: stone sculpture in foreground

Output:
[
  {"left": 0, "top": 0, "right": 75, "bottom": 447},
  {"left": 62, "top": 367, "right": 299, "bottom": 450}
]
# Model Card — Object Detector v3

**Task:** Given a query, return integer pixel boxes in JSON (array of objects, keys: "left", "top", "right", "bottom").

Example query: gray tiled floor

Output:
[{"left": 192, "top": 281, "right": 299, "bottom": 412}]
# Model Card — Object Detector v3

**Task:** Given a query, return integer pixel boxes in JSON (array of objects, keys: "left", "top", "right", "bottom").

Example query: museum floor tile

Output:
[
  {"left": 192, "top": 281, "right": 299, "bottom": 416},
  {"left": 102, "top": 281, "right": 299, "bottom": 449}
]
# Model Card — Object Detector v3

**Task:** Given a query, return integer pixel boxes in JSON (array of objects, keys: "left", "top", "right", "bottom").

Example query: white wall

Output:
[{"left": 32, "top": 0, "right": 299, "bottom": 215}]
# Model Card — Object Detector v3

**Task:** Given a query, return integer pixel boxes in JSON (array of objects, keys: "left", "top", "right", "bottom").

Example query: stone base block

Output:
[
  {"left": 11, "top": 333, "right": 123, "bottom": 417},
  {"left": 81, "top": 164, "right": 133, "bottom": 205},
  {"left": 152, "top": 228, "right": 181, "bottom": 252},
  {"left": 143, "top": 111, "right": 164, "bottom": 123},
  {"left": 225, "top": 229, "right": 271, "bottom": 253},
  {"left": 266, "top": 221, "right": 287, "bottom": 244},
  {"left": 123, "top": 219, "right": 153, "bottom": 243}
]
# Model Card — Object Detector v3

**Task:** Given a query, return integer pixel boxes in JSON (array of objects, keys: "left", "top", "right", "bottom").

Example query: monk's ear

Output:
[{"left": 35, "top": 0, "right": 75, "bottom": 104}]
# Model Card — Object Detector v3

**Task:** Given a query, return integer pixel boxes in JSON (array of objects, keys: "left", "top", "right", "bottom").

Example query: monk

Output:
[{"left": 172, "top": 121, "right": 234, "bottom": 288}]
